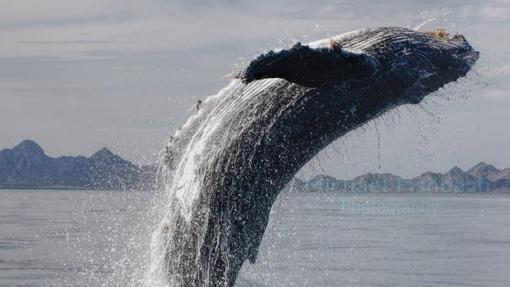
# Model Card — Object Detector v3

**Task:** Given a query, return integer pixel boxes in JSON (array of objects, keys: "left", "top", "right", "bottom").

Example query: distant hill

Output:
[
  {"left": 1, "top": 140, "right": 509, "bottom": 193},
  {"left": 291, "top": 162, "right": 510, "bottom": 193},
  {"left": 0, "top": 140, "right": 157, "bottom": 190}
]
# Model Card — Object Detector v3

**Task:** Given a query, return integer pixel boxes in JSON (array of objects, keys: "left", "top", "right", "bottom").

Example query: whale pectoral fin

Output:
[{"left": 239, "top": 43, "right": 376, "bottom": 87}]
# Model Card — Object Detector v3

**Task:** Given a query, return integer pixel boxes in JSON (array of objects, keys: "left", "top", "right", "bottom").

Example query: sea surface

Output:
[{"left": 1, "top": 189, "right": 509, "bottom": 287}]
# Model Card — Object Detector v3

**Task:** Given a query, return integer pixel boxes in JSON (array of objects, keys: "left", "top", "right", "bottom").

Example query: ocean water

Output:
[{"left": 1, "top": 190, "right": 509, "bottom": 287}]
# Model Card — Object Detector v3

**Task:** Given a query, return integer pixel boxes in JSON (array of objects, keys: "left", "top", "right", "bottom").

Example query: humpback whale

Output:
[{"left": 151, "top": 27, "right": 479, "bottom": 287}]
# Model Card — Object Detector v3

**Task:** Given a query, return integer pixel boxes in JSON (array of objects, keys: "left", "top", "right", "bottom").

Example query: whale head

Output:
[
  {"left": 239, "top": 27, "right": 479, "bottom": 105},
  {"left": 405, "top": 29, "right": 479, "bottom": 103}
]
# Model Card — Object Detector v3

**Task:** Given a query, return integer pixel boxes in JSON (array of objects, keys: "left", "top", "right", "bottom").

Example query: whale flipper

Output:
[{"left": 240, "top": 42, "right": 377, "bottom": 87}]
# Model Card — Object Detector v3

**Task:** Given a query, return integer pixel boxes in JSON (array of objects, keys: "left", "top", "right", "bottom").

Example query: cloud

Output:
[
  {"left": 1, "top": 0, "right": 505, "bottom": 60},
  {"left": 1, "top": 0, "right": 510, "bottom": 174},
  {"left": 0, "top": 0, "right": 132, "bottom": 27},
  {"left": 479, "top": 4, "right": 510, "bottom": 21},
  {"left": 484, "top": 89, "right": 510, "bottom": 101},
  {"left": 17, "top": 40, "right": 112, "bottom": 45}
]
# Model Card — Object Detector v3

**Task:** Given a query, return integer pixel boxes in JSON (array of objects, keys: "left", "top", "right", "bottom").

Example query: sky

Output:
[{"left": 0, "top": 0, "right": 509, "bottom": 179}]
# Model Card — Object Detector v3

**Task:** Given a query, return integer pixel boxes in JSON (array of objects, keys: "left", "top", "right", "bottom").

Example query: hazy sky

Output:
[{"left": 1, "top": 0, "right": 509, "bottom": 179}]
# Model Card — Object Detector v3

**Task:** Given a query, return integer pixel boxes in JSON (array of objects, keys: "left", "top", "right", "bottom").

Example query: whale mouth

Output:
[{"left": 463, "top": 50, "right": 480, "bottom": 66}]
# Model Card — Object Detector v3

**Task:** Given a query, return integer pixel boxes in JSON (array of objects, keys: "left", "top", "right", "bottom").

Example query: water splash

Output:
[{"left": 414, "top": 18, "right": 438, "bottom": 31}]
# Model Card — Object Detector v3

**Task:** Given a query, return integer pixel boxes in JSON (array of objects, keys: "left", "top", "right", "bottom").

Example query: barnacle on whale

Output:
[{"left": 425, "top": 27, "right": 454, "bottom": 42}]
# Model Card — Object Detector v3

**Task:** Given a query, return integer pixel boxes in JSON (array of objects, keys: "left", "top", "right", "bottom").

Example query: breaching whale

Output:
[{"left": 151, "top": 27, "right": 479, "bottom": 287}]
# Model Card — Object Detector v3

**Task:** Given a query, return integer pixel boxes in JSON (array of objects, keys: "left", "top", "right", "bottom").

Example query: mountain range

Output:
[
  {"left": 291, "top": 162, "right": 510, "bottom": 193},
  {"left": 0, "top": 140, "right": 157, "bottom": 190},
  {"left": 1, "top": 140, "right": 509, "bottom": 192}
]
